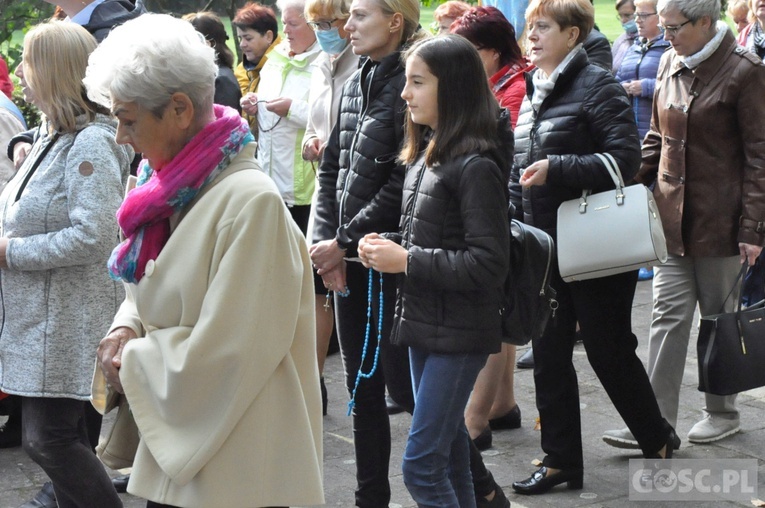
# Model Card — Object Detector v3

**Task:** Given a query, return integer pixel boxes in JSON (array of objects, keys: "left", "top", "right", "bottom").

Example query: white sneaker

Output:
[
  {"left": 687, "top": 412, "right": 740, "bottom": 443},
  {"left": 602, "top": 427, "right": 639, "bottom": 449}
]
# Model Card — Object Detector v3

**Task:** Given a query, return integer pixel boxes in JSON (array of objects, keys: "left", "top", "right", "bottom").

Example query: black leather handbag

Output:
[{"left": 697, "top": 263, "right": 765, "bottom": 396}]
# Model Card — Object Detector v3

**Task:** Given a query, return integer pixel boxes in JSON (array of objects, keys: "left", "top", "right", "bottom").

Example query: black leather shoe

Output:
[
  {"left": 386, "top": 395, "right": 405, "bottom": 415},
  {"left": 0, "top": 418, "right": 21, "bottom": 448},
  {"left": 20, "top": 481, "right": 56, "bottom": 508},
  {"left": 472, "top": 426, "right": 492, "bottom": 451},
  {"left": 489, "top": 404, "right": 521, "bottom": 430},
  {"left": 646, "top": 430, "right": 680, "bottom": 459},
  {"left": 516, "top": 348, "right": 534, "bottom": 369},
  {"left": 477, "top": 483, "right": 510, "bottom": 508},
  {"left": 112, "top": 474, "right": 130, "bottom": 494},
  {"left": 512, "top": 466, "right": 583, "bottom": 495}
]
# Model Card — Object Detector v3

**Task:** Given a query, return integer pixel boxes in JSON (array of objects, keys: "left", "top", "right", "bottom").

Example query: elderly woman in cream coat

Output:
[{"left": 86, "top": 14, "right": 323, "bottom": 508}]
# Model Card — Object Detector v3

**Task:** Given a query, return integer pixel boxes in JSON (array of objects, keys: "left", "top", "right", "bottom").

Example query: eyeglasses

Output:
[
  {"left": 307, "top": 19, "right": 338, "bottom": 31},
  {"left": 635, "top": 12, "right": 657, "bottom": 20},
  {"left": 616, "top": 12, "right": 636, "bottom": 22},
  {"left": 658, "top": 19, "right": 692, "bottom": 36}
]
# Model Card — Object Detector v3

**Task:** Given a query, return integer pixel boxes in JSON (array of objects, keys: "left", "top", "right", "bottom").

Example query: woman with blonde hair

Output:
[
  {"left": 0, "top": 21, "right": 132, "bottom": 507},
  {"left": 310, "top": 0, "right": 423, "bottom": 504},
  {"left": 302, "top": 0, "right": 360, "bottom": 415},
  {"left": 737, "top": 0, "right": 765, "bottom": 59},
  {"left": 728, "top": 0, "right": 752, "bottom": 33}
]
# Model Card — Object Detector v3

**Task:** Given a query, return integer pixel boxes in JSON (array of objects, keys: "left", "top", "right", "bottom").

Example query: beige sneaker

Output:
[
  {"left": 687, "top": 412, "right": 740, "bottom": 443},
  {"left": 602, "top": 427, "right": 639, "bottom": 449}
]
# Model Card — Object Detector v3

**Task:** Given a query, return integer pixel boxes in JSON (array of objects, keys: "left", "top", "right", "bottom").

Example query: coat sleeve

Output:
[
  {"left": 312, "top": 120, "right": 341, "bottom": 243},
  {"left": 406, "top": 158, "right": 510, "bottom": 291},
  {"left": 736, "top": 63, "right": 765, "bottom": 246},
  {"left": 636, "top": 55, "right": 670, "bottom": 186},
  {"left": 285, "top": 98, "right": 310, "bottom": 129},
  {"left": 6, "top": 128, "right": 127, "bottom": 271},
  {"left": 546, "top": 77, "right": 641, "bottom": 191},
  {"left": 109, "top": 284, "right": 144, "bottom": 337},
  {"left": 335, "top": 93, "right": 407, "bottom": 250},
  {"left": 498, "top": 78, "right": 527, "bottom": 129},
  {"left": 119, "top": 188, "right": 312, "bottom": 485}
]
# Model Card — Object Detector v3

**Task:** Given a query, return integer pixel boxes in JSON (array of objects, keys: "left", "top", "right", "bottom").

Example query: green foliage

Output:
[
  {"left": 0, "top": 1, "right": 54, "bottom": 70},
  {"left": 11, "top": 88, "right": 41, "bottom": 129}
]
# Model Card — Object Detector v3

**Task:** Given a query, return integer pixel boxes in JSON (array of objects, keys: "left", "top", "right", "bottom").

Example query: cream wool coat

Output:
[{"left": 109, "top": 144, "right": 324, "bottom": 507}]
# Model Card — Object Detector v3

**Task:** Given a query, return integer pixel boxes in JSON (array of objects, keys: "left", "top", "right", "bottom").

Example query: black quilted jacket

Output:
[
  {"left": 312, "top": 50, "right": 407, "bottom": 255},
  {"left": 388, "top": 113, "right": 514, "bottom": 354},
  {"left": 509, "top": 48, "right": 641, "bottom": 239}
]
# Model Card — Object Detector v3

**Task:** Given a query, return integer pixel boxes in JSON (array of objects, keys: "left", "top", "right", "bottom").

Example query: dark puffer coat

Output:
[
  {"left": 390, "top": 113, "right": 514, "bottom": 355},
  {"left": 313, "top": 50, "right": 407, "bottom": 255},
  {"left": 509, "top": 48, "right": 641, "bottom": 238},
  {"left": 86, "top": 0, "right": 147, "bottom": 43}
]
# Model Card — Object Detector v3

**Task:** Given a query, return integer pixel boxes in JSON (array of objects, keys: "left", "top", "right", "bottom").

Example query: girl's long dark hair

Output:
[{"left": 399, "top": 35, "right": 501, "bottom": 167}]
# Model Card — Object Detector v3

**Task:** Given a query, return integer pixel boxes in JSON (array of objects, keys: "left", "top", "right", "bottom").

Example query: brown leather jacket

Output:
[{"left": 636, "top": 30, "right": 765, "bottom": 257}]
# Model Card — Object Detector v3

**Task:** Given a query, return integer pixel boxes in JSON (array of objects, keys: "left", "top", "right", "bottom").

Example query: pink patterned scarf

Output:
[{"left": 108, "top": 105, "right": 253, "bottom": 283}]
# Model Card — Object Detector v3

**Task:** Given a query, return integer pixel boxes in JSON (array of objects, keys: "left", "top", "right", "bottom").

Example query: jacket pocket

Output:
[{"left": 660, "top": 135, "right": 685, "bottom": 167}]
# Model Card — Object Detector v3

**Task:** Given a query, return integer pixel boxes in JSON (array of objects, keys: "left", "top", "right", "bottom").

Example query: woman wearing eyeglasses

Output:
[
  {"left": 605, "top": 0, "right": 765, "bottom": 451},
  {"left": 612, "top": 0, "right": 637, "bottom": 73},
  {"left": 251, "top": 0, "right": 321, "bottom": 234},
  {"left": 614, "top": 0, "right": 669, "bottom": 141},
  {"left": 302, "top": 0, "right": 360, "bottom": 415},
  {"left": 509, "top": 0, "right": 676, "bottom": 495}
]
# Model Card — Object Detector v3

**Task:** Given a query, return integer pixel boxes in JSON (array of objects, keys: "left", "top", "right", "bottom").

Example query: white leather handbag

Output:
[{"left": 556, "top": 153, "right": 668, "bottom": 282}]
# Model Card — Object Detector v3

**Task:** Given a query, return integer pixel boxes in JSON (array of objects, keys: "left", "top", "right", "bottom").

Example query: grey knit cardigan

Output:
[{"left": 0, "top": 114, "right": 132, "bottom": 399}]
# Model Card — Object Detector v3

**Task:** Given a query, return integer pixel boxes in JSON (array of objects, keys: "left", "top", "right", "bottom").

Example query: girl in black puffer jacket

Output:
[{"left": 359, "top": 35, "right": 510, "bottom": 508}]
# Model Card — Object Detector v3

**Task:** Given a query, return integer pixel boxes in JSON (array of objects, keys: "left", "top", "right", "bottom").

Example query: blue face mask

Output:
[
  {"left": 316, "top": 27, "right": 348, "bottom": 55},
  {"left": 622, "top": 19, "right": 638, "bottom": 35}
]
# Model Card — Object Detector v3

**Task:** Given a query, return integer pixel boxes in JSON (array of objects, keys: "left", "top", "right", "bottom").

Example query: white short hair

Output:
[
  {"left": 84, "top": 13, "right": 216, "bottom": 118},
  {"left": 277, "top": 0, "right": 307, "bottom": 14},
  {"left": 657, "top": 0, "right": 720, "bottom": 23}
]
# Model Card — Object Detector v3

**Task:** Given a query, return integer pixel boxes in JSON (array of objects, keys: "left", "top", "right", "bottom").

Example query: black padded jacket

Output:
[
  {"left": 312, "top": 50, "right": 407, "bottom": 256},
  {"left": 509, "top": 48, "right": 641, "bottom": 239},
  {"left": 389, "top": 113, "right": 514, "bottom": 355}
]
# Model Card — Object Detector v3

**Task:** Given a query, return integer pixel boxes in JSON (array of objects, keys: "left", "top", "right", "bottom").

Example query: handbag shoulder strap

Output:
[
  {"left": 14, "top": 132, "right": 60, "bottom": 203},
  {"left": 593, "top": 153, "right": 625, "bottom": 190},
  {"left": 719, "top": 261, "right": 750, "bottom": 315}
]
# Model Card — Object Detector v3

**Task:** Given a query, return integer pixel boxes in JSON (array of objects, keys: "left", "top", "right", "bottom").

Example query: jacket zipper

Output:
[
  {"left": 632, "top": 41, "right": 650, "bottom": 119},
  {"left": 392, "top": 160, "right": 427, "bottom": 344},
  {"left": 338, "top": 64, "right": 377, "bottom": 227},
  {"left": 403, "top": 160, "right": 428, "bottom": 247}
]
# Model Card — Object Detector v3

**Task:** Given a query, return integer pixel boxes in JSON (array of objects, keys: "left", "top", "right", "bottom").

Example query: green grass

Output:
[{"left": 593, "top": 0, "right": 624, "bottom": 43}]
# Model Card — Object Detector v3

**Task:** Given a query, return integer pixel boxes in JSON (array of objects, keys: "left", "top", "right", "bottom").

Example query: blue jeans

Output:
[{"left": 402, "top": 348, "right": 487, "bottom": 508}]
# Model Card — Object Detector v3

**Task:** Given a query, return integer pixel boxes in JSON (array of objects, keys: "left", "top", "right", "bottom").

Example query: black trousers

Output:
[
  {"left": 288, "top": 204, "right": 311, "bottom": 236},
  {"left": 22, "top": 397, "right": 121, "bottom": 508},
  {"left": 533, "top": 266, "right": 671, "bottom": 470},
  {"left": 335, "top": 261, "right": 414, "bottom": 508}
]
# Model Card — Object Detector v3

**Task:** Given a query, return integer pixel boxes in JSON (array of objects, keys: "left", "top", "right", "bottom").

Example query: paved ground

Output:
[{"left": 1, "top": 280, "right": 764, "bottom": 507}]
